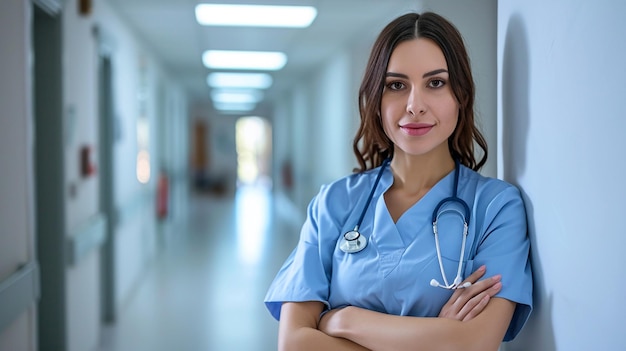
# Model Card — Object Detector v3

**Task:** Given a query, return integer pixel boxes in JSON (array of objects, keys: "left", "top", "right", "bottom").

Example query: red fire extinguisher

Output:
[{"left": 157, "top": 171, "right": 169, "bottom": 219}]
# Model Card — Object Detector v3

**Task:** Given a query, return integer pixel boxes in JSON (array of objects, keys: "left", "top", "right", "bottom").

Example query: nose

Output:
[{"left": 406, "top": 87, "right": 426, "bottom": 116}]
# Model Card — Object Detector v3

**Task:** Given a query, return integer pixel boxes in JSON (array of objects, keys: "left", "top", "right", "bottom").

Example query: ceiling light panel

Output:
[
  {"left": 207, "top": 73, "right": 273, "bottom": 89},
  {"left": 211, "top": 89, "right": 264, "bottom": 104},
  {"left": 202, "top": 50, "right": 287, "bottom": 70},
  {"left": 195, "top": 4, "right": 317, "bottom": 28},
  {"left": 213, "top": 102, "right": 257, "bottom": 112}
]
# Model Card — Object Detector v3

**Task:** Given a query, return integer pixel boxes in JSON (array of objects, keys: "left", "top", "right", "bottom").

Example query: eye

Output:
[
  {"left": 428, "top": 79, "right": 446, "bottom": 89},
  {"left": 386, "top": 81, "right": 405, "bottom": 91}
]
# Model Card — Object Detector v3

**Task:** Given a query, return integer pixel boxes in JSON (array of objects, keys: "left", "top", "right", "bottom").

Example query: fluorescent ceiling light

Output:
[
  {"left": 195, "top": 4, "right": 317, "bottom": 28},
  {"left": 207, "top": 73, "right": 273, "bottom": 89},
  {"left": 202, "top": 50, "right": 287, "bottom": 70},
  {"left": 213, "top": 102, "right": 257, "bottom": 112},
  {"left": 211, "top": 89, "right": 263, "bottom": 104}
]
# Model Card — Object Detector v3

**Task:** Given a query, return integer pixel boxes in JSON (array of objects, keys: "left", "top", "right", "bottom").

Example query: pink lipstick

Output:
[{"left": 400, "top": 123, "right": 433, "bottom": 136}]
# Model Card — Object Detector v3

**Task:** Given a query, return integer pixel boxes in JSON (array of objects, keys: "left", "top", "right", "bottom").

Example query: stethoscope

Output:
[{"left": 338, "top": 158, "right": 472, "bottom": 290}]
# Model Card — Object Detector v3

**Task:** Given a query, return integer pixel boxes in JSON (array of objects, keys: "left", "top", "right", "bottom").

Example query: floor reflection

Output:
[
  {"left": 98, "top": 183, "right": 300, "bottom": 351},
  {"left": 235, "top": 183, "right": 271, "bottom": 266}
]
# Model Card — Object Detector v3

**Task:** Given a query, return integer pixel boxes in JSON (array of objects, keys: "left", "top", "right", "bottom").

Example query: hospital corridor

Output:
[{"left": 2, "top": 0, "right": 626, "bottom": 351}]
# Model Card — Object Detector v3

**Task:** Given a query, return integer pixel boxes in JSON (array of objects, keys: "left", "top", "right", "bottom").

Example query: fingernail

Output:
[
  {"left": 479, "top": 265, "right": 486, "bottom": 271},
  {"left": 492, "top": 274, "right": 501, "bottom": 282},
  {"left": 493, "top": 282, "right": 502, "bottom": 290}
]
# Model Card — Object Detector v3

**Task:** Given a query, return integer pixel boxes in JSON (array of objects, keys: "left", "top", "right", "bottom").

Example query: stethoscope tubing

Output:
[
  {"left": 353, "top": 158, "right": 391, "bottom": 233},
  {"left": 431, "top": 160, "right": 470, "bottom": 224},
  {"left": 339, "top": 158, "right": 390, "bottom": 254}
]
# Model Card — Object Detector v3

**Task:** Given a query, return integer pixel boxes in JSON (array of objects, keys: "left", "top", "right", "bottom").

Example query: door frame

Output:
[{"left": 33, "top": 3, "right": 67, "bottom": 350}]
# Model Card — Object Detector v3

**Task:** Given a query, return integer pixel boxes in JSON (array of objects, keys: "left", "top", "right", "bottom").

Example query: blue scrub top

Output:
[{"left": 264, "top": 164, "right": 533, "bottom": 341}]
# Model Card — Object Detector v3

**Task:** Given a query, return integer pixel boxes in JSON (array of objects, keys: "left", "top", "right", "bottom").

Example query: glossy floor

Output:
[{"left": 98, "top": 184, "right": 301, "bottom": 351}]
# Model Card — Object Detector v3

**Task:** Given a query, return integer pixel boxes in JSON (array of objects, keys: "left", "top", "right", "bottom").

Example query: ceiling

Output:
[{"left": 106, "top": 0, "right": 421, "bottom": 111}]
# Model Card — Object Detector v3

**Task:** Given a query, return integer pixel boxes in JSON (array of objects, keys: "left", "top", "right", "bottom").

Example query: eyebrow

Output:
[
  {"left": 422, "top": 69, "right": 448, "bottom": 78},
  {"left": 385, "top": 68, "right": 449, "bottom": 79}
]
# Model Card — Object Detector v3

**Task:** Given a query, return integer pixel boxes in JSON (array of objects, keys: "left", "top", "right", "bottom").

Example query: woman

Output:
[{"left": 265, "top": 12, "right": 532, "bottom": 351}]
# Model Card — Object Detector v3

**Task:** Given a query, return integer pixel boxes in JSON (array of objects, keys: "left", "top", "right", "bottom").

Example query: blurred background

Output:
[{"left": 1, "top": 0, "right": 625, "bottom": 350}]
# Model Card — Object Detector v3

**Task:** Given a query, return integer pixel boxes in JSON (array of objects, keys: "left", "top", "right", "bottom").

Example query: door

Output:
[{"left": 98, "top": 52, "right": 117, "bottom": 324}]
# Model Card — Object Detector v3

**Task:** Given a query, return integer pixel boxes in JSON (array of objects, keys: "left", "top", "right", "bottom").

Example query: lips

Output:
[{"left": 400, "top": 123, "right": 434, "bottom": 136}]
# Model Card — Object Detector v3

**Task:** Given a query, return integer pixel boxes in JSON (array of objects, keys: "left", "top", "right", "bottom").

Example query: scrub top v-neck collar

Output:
[
  {"left": 368, "top": 166, "right": 459, "bottom": 260},
  {"left": 377, "top": 164, "right": 459, "bottom": 225}
]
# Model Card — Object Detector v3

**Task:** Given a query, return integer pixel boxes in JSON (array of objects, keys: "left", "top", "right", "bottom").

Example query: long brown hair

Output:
[{"left": 353, "top": 12, "right": 487, "bottom": 172}]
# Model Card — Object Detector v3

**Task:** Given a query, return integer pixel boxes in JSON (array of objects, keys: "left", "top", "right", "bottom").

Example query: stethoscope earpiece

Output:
[{"left": 430, "top": 278, "right": 471, "bottom": 289}]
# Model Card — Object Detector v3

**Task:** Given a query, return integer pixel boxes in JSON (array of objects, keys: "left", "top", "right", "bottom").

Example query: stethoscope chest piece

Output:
[
  {"left": 339, "top": 158, "right": 390, "bottom": 255},
  {"left": 339, "top": 230, "right": 367, "bottom": 253}
]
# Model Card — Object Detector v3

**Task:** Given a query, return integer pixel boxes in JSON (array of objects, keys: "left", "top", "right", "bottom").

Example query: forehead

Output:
[{"left": 387, "top": 38, "right": 447, "bottom": 73}]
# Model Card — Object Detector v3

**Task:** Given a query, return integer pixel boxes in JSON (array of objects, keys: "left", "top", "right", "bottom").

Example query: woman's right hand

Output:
[{"left": 438, "top": 265, "right": 502, "bottom": 322}]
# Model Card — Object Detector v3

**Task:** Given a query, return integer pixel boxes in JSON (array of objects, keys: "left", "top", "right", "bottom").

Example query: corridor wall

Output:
[
  {"left": 0, "top": 0, "right": 192, "bottom": 350},
  {"left": 0, "top": 1, "right": 37, "bottom": 350},
  {"left": 497, "top": 1, "right": 626, "bottom": 350}
]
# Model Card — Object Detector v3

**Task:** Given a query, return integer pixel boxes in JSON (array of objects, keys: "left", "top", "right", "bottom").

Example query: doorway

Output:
[
  {"left": 234, "top": 116, "right": 273, "bottom": 266},
  {"left": 235, "top": 116, "right": 272, "bottom": 186},
  {"left": 33, "top": 4, "right": 66, "bottom": 350},
  {"left": 98, "top": 53, "right": 116, "bottom": 324},
  {"left": 94, "top": 28, "right": 117, "bottom": 325}
]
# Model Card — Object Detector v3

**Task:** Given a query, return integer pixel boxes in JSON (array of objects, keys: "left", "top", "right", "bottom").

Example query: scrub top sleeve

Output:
[
  {"left": 264, "top": 192, "right": 332, "bottom": 321},
  {"left": 474, "top": 185, "right": 533, "bottom": 342}
]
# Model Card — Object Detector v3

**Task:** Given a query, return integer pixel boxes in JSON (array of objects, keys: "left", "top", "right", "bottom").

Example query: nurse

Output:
[{"left": 265, "top": 11, "right": 532, "bottom": 351}]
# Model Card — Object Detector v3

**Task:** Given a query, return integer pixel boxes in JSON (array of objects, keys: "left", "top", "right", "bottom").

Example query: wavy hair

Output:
[{"left": 353, "top": 12, "right": 487, "bottom": 172}]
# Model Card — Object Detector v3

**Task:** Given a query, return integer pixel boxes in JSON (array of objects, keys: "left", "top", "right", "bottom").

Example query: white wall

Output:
[
  {"left": 283, "top": 53, "right": 355, "bottom": 211},
  {"left": 289, "top": 84, "right": 313, "bottom": 212},
  {"left": 94, "top": 0, "right": 190, "bottom": 316},
  {"left": 309, "top": 50, "right": 355, "bottom": 187},
  {"left": 498, "top": 1, "right": 626, "bottom": 350},
  {"left": 156, "top": 79, "right": 190, "bottom": 228},
  {"left": 61, "top": 1, "right": 102, "bottom": 350},
  {"left": 0, "top": 0, "right": 37, "bottom": 350},
  {"left": 271, "top": 94, "right": 291, "bottom": 193}
]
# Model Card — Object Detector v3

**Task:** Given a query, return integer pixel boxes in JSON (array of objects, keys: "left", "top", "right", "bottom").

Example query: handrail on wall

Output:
[
  {"left": 0, "top": 212, "right": 107, "bottom": 334},
  {"left": 0, "top": 262, "right": 40, "bottom": 334},
  {"left": 67, "top": 213, "right": 107, "bottom": 266}
]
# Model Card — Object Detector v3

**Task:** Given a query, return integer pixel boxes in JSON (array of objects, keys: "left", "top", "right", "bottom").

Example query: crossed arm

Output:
[{"left": 278, "top": 266, "right": 514, "bottom": 351}]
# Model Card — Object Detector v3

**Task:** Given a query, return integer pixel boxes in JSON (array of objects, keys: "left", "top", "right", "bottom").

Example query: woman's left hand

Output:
[{"left": 438, "top": 265, "right": 502, "bottom": 321}]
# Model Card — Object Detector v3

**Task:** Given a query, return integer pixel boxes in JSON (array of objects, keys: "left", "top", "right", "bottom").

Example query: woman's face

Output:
[{"left": 380, "top": 38, "right": 458, "bottom": 160}]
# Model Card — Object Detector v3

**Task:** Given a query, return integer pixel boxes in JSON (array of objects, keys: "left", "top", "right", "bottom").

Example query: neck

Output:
[{"left": 389, "top": 152, "right": 455, "bottom": 195}]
